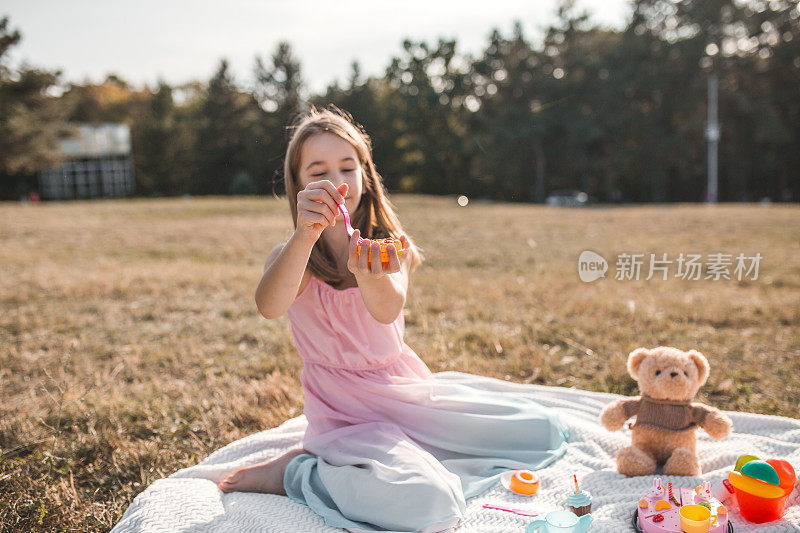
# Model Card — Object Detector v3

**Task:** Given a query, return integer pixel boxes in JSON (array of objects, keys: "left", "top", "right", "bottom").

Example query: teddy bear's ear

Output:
[
  {"left": 688, "top": 349, "right": 710, "bottom": 386},
  {"left": 627, "top": 348, "right": 650, "bottom": 380}
]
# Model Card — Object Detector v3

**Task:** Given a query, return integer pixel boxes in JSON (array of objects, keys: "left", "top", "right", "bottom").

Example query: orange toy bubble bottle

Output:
[
  {"left": 340, "top": 203, "right": 404, "bottom": 267},
  {"left": 357, "top": 237, "right": 404, "bottom": 268}
]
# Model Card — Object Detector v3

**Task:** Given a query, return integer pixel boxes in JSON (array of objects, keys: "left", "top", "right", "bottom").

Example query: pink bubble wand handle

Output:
[
  {"left": 482, "top": 503, "right": 541, "bottom": 517},
  {"left": 339, "top": 203, "right": 355, "bottom": 238}
]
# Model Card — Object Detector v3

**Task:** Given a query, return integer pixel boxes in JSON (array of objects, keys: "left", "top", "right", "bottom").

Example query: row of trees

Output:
[{"left": 1, "top": 0, "right": 798, "bottom": 202}]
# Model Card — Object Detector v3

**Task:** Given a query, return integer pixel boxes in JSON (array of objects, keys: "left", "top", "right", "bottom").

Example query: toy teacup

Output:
[
  {"left": 680, "top": 504, "right": 717, "bottom": 533},
  {"left": 526, "top": 510, "right": 593, "bottom": 533}
]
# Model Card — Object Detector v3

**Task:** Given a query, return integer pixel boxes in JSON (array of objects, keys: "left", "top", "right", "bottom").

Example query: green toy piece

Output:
[
  {"left": 734, "top": 454, "right": 759, "bottom": 472},
  {"left": 741, "top": 460, "right": 781, "bottom": 486}
]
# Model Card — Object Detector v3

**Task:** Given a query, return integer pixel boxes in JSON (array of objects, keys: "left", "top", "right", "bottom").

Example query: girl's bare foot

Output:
[{"left": 217, "top": 448, "right": 310, "bottom": 494}]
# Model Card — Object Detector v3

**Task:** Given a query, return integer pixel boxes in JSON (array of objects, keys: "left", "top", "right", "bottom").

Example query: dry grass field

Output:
[{"left": 1, "top": 196, "right": 798, "bottom": 531}]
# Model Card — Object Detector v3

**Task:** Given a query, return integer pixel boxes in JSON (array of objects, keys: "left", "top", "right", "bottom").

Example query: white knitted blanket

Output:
[{"left": 112, "top": 372, "right": 800, "bottom": 532}]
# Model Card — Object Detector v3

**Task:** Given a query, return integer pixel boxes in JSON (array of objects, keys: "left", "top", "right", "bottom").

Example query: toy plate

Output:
[{"left": 632, "top": 509, "right": 734, "bottom": 533}]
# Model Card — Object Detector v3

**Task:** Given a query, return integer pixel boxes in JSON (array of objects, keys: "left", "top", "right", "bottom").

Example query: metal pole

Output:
[{"left": 706, "top": 73, "right": 719, "bottom": 203}]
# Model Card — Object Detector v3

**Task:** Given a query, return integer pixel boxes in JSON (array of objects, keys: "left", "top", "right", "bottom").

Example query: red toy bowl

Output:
[
  {"left": 731, "top": 486, "right": 791, "bottom": 523},
  {"left": 730, "top": 459, "right": 795, "bottom": 523}
]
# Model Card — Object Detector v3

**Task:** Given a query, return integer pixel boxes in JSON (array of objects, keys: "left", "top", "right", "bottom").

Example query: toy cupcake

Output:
[{"left": 567, "top": 475, "right": 592, "bottom": 516}]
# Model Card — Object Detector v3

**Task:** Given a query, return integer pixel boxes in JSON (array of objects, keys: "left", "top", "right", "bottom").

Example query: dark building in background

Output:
[{"left": 38, "top": 123, "right": 135, "bottom": 200}]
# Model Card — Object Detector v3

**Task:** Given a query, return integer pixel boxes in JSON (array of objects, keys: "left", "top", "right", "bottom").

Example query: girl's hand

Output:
[
  {"left": 347, "top": 229, "right": 409, "bottom": 279},
  {"left": 295, "top": 181, "right": 347, "bottom": 243}
]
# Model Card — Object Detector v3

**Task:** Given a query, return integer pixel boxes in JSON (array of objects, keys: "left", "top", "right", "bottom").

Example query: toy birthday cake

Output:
[{"left": 635, "top": 478, "right": 730, "bottom": 533}]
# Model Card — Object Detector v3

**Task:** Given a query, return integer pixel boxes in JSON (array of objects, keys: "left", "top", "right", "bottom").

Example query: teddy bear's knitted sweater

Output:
[{"left": 622, "top": 394, "right": 712, "bottom": 432}]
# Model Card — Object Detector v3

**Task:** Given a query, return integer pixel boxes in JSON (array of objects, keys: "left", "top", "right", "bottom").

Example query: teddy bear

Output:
[{"left": 600, "top": 346, "right": 732, "bottom": 476}]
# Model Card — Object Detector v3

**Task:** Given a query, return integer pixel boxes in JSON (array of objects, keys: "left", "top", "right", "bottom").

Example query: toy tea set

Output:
[
  {"left": 482, "top": 473, "right": 594, "bottom": 533},
  {"left": 481, "top": 347, "right": 799, "bottom": 532},
  {"left": 632, "top": 453, "right": 797, "bottom": 532},
  {"left": 605, "top": 347, "right": 798, "bottom": 531},
  {"left": 633, "top": 478, "right": 731, "bottom": 533},
  {"left": 487, "top": 456, "right": 797, "bottom": 533}
]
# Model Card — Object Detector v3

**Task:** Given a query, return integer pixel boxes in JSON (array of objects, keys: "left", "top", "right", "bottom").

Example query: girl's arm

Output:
[
  {"left": 348, "top": 230, "right": 411, "bottom": 324},
  {"left": 256, "top": 181, "right": 346, "bottom": 319},
  {"left": 254, "top": 231, "right": 315, "bottom": 319}
]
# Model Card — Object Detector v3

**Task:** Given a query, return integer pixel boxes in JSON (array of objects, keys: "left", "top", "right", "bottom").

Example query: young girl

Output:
[{"left": 217, "top": 106, "right": 570, "bottom": 532}]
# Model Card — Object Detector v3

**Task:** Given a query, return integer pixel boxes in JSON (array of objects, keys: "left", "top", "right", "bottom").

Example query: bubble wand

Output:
[
  {"left": 482, "top": 504, "right": 541, "bottom": 518},
  {"left": 339, "top": 202, "right": 355, "bottom": 238}
]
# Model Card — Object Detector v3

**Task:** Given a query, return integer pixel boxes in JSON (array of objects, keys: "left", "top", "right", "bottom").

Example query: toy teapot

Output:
[{"left": 526, "top": 510, "right": 593, "bottom": 533}]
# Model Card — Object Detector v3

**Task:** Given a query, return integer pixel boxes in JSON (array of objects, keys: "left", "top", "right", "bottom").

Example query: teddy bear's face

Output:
[{"left": 628, "top": 347, "right": 711, "bottom": 401}]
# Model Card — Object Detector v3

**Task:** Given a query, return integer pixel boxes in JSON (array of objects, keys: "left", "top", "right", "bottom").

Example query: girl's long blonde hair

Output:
[{"left": 283, "top": 104, "right": 423, "bottom": 285}]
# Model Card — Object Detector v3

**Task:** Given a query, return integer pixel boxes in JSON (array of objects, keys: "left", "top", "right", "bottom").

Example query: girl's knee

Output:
[{"left": 325, "top": 460, "right": 465, "bottom": 530}]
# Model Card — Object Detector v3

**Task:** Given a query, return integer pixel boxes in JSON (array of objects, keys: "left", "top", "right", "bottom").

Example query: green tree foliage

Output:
[
  {"left": 193, "top": 59, "right": 261, "bottom": 195},
  {"left": 253, "top": 40, "right": 306, "bottom": 195},
  {"left": 383, "top": 38, "right": 473, "bottom": 195},
  {"left": 468, "top": 22, "right": 550, "bottom": 201},
  {"left": 311, "top": 61, "right": 402, "bottom": 190},
  {"left": 0, "top": 16, "right": 66, "bottom": 199},
  {"left": 132, "top": 81, "right": 197, "bottom": 196}
]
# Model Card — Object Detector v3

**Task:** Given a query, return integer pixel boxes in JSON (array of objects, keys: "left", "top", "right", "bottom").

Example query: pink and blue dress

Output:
[{"left": 282, "top": 275, "right": 570, "bottom": 532}]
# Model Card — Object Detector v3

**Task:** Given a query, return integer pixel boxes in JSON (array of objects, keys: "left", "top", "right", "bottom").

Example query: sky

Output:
[{"left": 3, "top": 0, "right": 632, "bottom": 94}]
